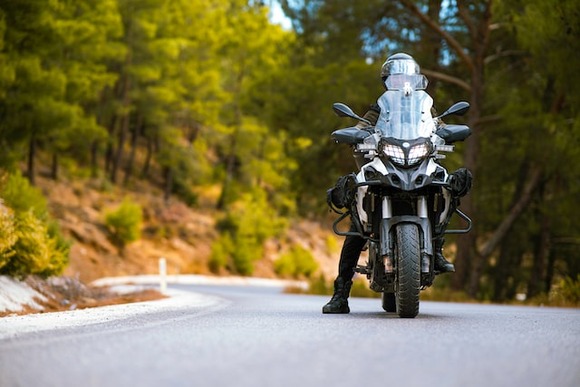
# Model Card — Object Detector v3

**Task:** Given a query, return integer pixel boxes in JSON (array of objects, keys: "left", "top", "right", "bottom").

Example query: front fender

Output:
[{"left": 380, "top": 216, "right": 433, "bottom": 258}]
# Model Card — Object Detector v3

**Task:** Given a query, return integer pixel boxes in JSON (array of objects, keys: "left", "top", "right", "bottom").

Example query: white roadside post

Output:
[{"left": 159, "top": 257, "right": 167, "bottom": 294}]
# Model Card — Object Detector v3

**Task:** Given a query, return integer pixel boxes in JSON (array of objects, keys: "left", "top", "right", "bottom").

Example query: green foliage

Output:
[
  {"left": 0, "top": 201, "right": 17, "bottom": 269},
  {"left": 208, "top": 233, "right": 234, "bottom": 274},
  {"left": 298, "top": 276, "right": 378, "bottom": 298},
  {"left": 0, "top": 211, "right": 69, "bottom": 278},
  {"left": 306, "top": 274, "right": 330, "bottom": 295},
  {"left": 210, "top": 189, "right": 288, "bottom": 275},
  {"left": 554, "top": 275, "right": 580, "bottom": 306},
  {"left": 325, "top": 235, "right": 339, "bottom": 254},
  {"left": 105, "top": 198, "right": 143, "bottom": 245},
  {"left": 274, "top": 244, "right": 319, "bottom": 278},
  {"left": 350, "top": 278, "right": 380, "bottom": 298},
  {"left": 0, "top": 172, "right": 69, "bottom": 278},
  {"left": 0, "top": 171, "right": 48, "bottom": 219},
  {"left": 0, "top": 0, "right": 577, "bottom": 303}
]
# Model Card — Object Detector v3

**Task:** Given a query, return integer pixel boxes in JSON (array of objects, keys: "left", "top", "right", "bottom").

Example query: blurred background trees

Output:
[{"left": 0, "top": 0, "right": 578, "bottom": 302}]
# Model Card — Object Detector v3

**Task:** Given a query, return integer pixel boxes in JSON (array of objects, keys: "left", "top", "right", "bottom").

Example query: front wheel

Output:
[{"left": 395, "top": 223, "right": 421, "bottom": 318}]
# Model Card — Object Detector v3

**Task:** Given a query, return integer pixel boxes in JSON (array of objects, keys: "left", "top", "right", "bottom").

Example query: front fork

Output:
[{"left": 379, "top": 196, "right": 433, "bottom": 282}]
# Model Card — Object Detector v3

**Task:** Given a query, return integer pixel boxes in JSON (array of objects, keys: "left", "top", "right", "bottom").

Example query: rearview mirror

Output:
[
  {"left": 436, "top": 101, "right": 470, "bottom": 119},
  {"left": 333, "top": 103, "right": 371, "bottom": 125}
]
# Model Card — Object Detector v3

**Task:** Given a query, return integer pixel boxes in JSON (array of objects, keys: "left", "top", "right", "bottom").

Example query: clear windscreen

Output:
[
  {"left": 375, "top": 89, "right": 435, "bottom": 140},
  {"left": 384, "top": 74, "right": 429, "bottom": 91}
]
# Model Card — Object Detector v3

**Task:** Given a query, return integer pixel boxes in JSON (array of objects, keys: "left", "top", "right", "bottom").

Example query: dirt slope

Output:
[{"left": 36, "top": 175, "right": 341, "bottom": 283}]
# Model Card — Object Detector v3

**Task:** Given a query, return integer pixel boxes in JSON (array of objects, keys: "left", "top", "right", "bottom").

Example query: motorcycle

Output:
[{"left": 329, "top": 73, "right": 472, "bottom": 318}]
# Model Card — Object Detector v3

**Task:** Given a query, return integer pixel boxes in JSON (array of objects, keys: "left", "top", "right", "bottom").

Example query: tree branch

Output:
[
  {"left": 422, "top": 69, "right": 471, "bottom": 92},
  {"left": 400, "top": 0, "right": 474, "bottom": 71},
  {"left": 457, "top": 1, "right": 477, "bottom": 42},
  {"left": 479, "top": 166, "right": 543, "bottom": 258}
]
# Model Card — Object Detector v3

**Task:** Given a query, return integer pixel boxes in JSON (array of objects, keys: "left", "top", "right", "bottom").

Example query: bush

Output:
[
  {"left": 0, "top": 171, "right": 48, "bottom": 219},
  {"left": 0, "top": 211, "right": 69, "bottom": 278},
  {"left": 105, "top": 198, "right": 143, "bottom": 246},
  {"left": 0, "top": 171, "right": 69, "bottom": 278},
  {"left": 274, "top": 244, "right": 319, "bottom": 278},
  {"left": 209, "top": 234, "right": 234, "bottom": 273},
  {"left": 544, "top": 275, "right": 580, "bottom": 307},
  {"left": 210, "top": 189, "right": 288, "bottom": 275},
  {"left": 559, "top": 275, "right": 580, "bottom": 304},
  {"left": 0, "top": 201, "right": 17, "bottom": 270}
]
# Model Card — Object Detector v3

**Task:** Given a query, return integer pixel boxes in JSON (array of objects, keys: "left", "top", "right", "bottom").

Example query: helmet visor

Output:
[{"left": 385, "top": 59, "right": 420, "bottom": 76}]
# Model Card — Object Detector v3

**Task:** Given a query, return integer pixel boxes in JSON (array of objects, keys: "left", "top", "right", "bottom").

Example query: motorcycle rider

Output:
[{"left": 323, "top": 53, "right": 472, "bottom": 314}]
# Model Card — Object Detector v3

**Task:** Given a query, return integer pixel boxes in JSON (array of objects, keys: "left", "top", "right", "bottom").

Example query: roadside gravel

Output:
[{"left": 0, "top": 274, "right": 306, "bottom": 340}]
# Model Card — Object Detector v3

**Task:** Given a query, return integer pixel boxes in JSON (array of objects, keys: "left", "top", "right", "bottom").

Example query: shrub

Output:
[
  {"left": 274, "top": 244, "right": 319, "bottom": 278},
  {"left": 559, "top": 275, "right": 580, "bottom": 304},
  {"left": 325, "top": 235, "right": 339, "bottom": 254},
  {"left": 0, "top": 171, "right": 48, "bottom": 219},
  {"left": 0, "top": 201, "right": 17, "bottom": 270},
  {"left": 209, "top": 234, "right": 234, "bottom": 273},
  {"left": 350, "top": 277, "right": 380, "bottom": 298},
  {"left": 545, "top": 275, "right": 580, "bottom": 307},
  {"left": 105, "top": 198, "right": 143, "bottom": 246},
  {"left": 0, "top": 211, "right": 69, "bottom": 278},
  {"left": 0, "top": 172, "right": 69, "bottom": 278},
  {"left": 210, "top": 189, "right": 288, "bottom": 275}
]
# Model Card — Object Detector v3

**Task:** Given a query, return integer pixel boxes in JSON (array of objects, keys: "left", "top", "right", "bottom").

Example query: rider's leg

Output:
[{"left": 323, "top": 227, "right": 366, "bottom": 314}]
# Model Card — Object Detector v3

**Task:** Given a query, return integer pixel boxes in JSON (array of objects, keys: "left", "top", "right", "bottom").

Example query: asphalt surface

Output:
[{"left": 1, "top": 283, "right": 579, "bottom": 387}]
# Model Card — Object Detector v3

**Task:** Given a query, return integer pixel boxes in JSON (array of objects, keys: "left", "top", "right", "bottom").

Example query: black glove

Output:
[
  {"left": 327, "top": 173, "right": 357, "bottom": 209},
  {"left": 449, "top": 168, "right": 472, "bottom": 197}
]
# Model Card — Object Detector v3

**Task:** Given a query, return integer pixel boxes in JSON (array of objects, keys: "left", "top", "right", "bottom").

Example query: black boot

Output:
[
  {"left": 322, "top": 277, "right": 353, "bottom": 314},
  {"left": 433, "top": 237, "right": 455, "bottom": 274}
]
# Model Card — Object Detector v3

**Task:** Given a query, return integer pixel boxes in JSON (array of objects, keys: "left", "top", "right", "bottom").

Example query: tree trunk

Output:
[
  {"left": 528, "top": 201, "right": 550, "bottom": 299},
  {"left": 51, "top": 153, "right": 58, "bottom": 180},
  {"left": 216, "top": 138, "right": 237, "bottom": 210},
  {"left": 105, "top": 114, "right": 118, "bottom": 175},
  {"left": 453, "top": 68, "right": 483, "bottom": 294},
  {"left": 90, "top": 141, "right": 99, "bottom": 178},
  {"left": 544, "top": 247, "right": 556, "bottom": 294},
  {"left": 163, "top": 166, "right": 173, "bottom": 203},
  {"left": 217, "top": 97, "right": 242, "bottom": 210},
  {"left": 457, "top": 2, "right": 493, "bottom": 297},
  {"left": 110, "top": 74, "right": 130, "bottom": 184},
  {"left": 492, "top": 228, "right": 527, "bottom": 302},
  {"left": 123, "top": 114, "right": 142, "bottom": 186},
  {"left": 142, "top": 134, "right": 153, "bottom": 177},
  {"left": 27, "top": 135, "right": 36, "bottom": 185}
]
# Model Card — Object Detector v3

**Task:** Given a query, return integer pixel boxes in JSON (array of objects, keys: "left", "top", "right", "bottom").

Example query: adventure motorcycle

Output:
[{"left": 329, "top": 74, "right": 472, "bottom": 318}]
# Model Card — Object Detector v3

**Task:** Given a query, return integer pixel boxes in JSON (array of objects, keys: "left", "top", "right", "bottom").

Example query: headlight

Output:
[
  {"left": 382, "top": 141, "right": 431, "bottom": 166},
  {"left": 408, "top": 143, "right": 430, "bottom": 165},
  {"left": 383, "top": 144, "right": 406, "bottom": 165}
]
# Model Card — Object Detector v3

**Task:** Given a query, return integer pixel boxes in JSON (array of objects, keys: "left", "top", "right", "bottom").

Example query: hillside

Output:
[{"left": 36, "top": 175, "right": 341, "bottom": 284}]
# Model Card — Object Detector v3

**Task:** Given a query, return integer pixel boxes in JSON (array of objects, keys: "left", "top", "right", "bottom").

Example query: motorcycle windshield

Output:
[{"left": 375, "top": 89, "right": 435, "bottom": 140}]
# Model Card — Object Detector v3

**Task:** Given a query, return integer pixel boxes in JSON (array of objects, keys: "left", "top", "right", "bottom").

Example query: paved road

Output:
[{"left": 1, "top": 283, "right": 579, "bottom": 387}]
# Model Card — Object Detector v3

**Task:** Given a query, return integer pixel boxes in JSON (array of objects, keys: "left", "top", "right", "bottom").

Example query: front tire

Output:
[{"left": 395, "top": 223, "right": 421, "bottom": 318}]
